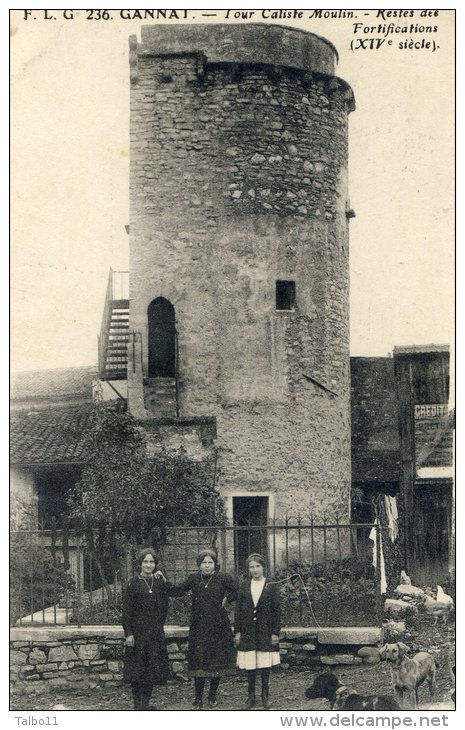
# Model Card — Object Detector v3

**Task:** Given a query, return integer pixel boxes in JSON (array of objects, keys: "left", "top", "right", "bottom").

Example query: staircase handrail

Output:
[
  {"left": 98, "top": 269, "right": 130, "bottom": 378},
  {"left": 128, "top": 330, "right": 144, "bottom": 375},
  {"left": 175, "top": 326, "right": 180, "bottom": 417},
  {"left": 98, "top": 268, "right": 114, "bottom": 378}
]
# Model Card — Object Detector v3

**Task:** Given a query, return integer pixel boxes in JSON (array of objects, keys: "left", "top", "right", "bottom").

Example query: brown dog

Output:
[{"left": 381, "top": 642, "right": 437, "bottom": 709}]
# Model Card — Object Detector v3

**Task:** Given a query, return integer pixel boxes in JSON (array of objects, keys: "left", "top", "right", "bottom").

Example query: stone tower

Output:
[{"left": 127, "top": 24, "right": 355, "bottom": 526}]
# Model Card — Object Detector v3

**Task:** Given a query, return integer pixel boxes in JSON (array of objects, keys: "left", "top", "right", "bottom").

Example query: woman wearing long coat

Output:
[
  {"left": 235, "top": 553, "right": 281, "bottom": 709},
  {"left": 122, "top": 548, "right": 170, "bottom": 710},
  {"left": 166, "top": 548, "right": 237, "bottom": 709}
]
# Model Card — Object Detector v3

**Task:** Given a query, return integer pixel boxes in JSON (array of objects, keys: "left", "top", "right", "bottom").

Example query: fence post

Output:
[
  {"left": 62, "top": 521, "right": 70, "bottom": 572},
  {"left": 375, "top": 522, "right": 383, "bottom": 625},
  {"left": 75, "top": 532, "right": 82, "bottom": 628},
  {"left": 285, "top": 513, "right": 290, "bottom": 618},
  {"left": 297, "top": 513, "right": 303, "bottom": 624},
  {"left": 285, "top": 513, "right": 290, "bottom": 571},
  {"left": 17, "top": 533, "right": 23, "bottom": 626},
  {"left": 310, "top": 515, "right": 315, "bottom": 566},
  {"left": 335, "top": 515, "right": 341, "bottom": 626},
  {"left": 40, "top": 530, "right": 45, "bottom": 626},
  {"left": 175, "top": 328, "right": 180, "bottom": 418},
  {"left": 183, "top": 529, "right": 188, "bottom": 579},
  {"left": 272, "top": 517, "right": 277, "bottom": 576},
  {"left": 336, "top": 516, "right": 342, "bottom": 561},
  {"left": 323, "top": 515, "right": 328, "bottom": 626},
  {"left": 50, "top": 517, "right": 57, "bottom": 565},
  {"left": 89, "top": 549, "right": 94, "bottom": 624},
  {"left": 29, "top": 531, "right": 34, "bottom": 626},
  {"left": 350, "top": 521, "right": 357, "bottom": 558},
  {"left": 220, "top": 528, "right": 227, "bottom": 573}
]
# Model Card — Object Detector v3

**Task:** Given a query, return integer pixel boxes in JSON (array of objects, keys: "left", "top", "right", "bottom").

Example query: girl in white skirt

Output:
[{"left": 234, "top": 554, "right": 281, "bottom": 709}]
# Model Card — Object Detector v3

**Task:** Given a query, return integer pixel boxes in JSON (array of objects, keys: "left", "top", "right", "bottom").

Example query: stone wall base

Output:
[{"left": 10, "top": 625, "right": 382, "bottom": 691}]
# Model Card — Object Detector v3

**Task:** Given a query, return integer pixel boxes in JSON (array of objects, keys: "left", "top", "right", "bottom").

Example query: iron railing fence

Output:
[{"left": 10, "top": 520, "right": 382, "bottom": 628}]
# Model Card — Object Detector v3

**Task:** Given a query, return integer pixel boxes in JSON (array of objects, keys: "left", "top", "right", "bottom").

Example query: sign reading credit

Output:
[
  {"left": 414, "top": 403, "right": 452, "bottom": 469},
  {"left": 414, "top": 404, "right": 448, "bottom": 419}
]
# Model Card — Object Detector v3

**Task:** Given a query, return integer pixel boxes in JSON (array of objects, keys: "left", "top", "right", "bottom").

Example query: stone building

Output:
[
  {"left": 10, "top": 367, "right": 98, "bottom": 528},
  {"left": 11, "top": 26, "right": 453, "bottom": 583},
  {"left": 351, "top": 345, "right": 453, "bottom": 585},
  {"left": 11, "top": 344, "right": 453, "bottom": 583},
  {"left": 97, "top": 24, "right": 356, "bottom": 540},
  {"left": 10, "top": 367, "right": 125, "bottom": 529}
]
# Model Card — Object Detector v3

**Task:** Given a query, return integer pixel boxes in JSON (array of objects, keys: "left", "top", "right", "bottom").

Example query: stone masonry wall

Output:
[
  {"left": 10, "top": 627, "right": 189, "bottom": 692},
  {"left": 138, "top": 23, "right": 337, "bottom": 76},
  {"left": 129, "top": 26, "right": 353, "bottom": 521},
  {"left": 10, "top": 626, "right": 382, "bottom": 693}
]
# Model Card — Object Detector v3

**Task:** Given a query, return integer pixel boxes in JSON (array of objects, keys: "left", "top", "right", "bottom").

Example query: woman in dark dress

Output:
[
  {"left": 166, "top": 548, "right": 237, "bottom": 709},
  {"left": 235, "top": 553, "right": 281, "bottom": 710},
  {"left": 122, "top": 547, "right": 170, "bottom": 710}
]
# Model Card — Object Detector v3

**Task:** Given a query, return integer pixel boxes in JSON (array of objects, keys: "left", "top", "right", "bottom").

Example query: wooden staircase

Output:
[
  {"left": 98, "top": 270, "right": 130, "bottom": 381},
  {"left": 98, "top": 270, "right": 180, "bottom": 416},
  {"left": 103, "top": 300, "right": 130, "bottom": 380}
]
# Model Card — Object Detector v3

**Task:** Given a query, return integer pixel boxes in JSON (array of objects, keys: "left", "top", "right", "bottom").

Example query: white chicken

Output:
[
  {"left": 422, "top": 585, "right": 454, "bottom": 624},
  {"left": 400, "top": 570, "right": 411, "bottom": 585},
  {"left": 436, "top": 585, "right": 454, "bottom": 606}
]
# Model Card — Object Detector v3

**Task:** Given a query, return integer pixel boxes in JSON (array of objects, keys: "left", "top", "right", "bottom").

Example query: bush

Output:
[
  {"left": 273, "top": 557, "right": 379, "bottom": 626},
  {"left": 70, "top": 585, "right": 193, "bottom": 626},
  {"left": 70, "top": 594, "right": 122, "bottom": 625},
  {"left": 68, "top": 404, "right": 225, "bottom": 532},
  {"left": 10, "top": 541, "right": 75, "bottom": 625}
]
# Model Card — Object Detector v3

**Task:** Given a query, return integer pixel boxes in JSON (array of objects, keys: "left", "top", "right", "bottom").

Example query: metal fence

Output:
[{"left": 10, "top": 520, "right": 382, "bottom": 628}]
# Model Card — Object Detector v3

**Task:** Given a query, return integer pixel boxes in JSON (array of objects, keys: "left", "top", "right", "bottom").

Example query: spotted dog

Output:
[{"left": 305, "top": 673, "right": 401, "bottom": 711}]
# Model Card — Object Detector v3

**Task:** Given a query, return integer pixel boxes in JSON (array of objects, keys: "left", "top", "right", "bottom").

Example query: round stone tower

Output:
[{"left": 128, "top": 24, "right": 355, "bottom": 523}]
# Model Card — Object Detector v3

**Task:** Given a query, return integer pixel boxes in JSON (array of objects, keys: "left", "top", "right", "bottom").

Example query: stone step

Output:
[
  {"left": 16, "top": 607, "right": 73, "bottom": 626},
  {"left": 144, "top": 398, "right": 177, "bottom": 417},
  {"left": 144, "top": 378, "right": 177, "bottom": 417}
]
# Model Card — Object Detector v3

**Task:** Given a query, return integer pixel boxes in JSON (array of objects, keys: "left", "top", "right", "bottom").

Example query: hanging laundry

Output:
[
  {"left": 384, "top": 495, "right": 399, "bottom": 543},
  {"left": 369, "top": 519, "right": 387, "bottom": 594}
]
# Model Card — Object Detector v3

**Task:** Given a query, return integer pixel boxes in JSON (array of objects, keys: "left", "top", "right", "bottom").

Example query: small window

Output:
[{"left": 276, "top": 280, "right": 296, "bottom": 310}]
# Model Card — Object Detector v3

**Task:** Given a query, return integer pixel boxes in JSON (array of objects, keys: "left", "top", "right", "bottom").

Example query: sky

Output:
[{"left": 10, "top": 8, "right": 455, "bottom": 372}]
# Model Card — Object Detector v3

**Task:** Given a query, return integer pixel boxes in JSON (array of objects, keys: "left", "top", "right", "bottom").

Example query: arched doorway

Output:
[{"left": 148, "top": 298, "right": 176, "bottom": 377}]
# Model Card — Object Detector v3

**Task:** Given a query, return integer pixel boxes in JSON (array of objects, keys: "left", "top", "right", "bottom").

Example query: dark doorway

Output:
[
  {"left": 233, "top": 496, "right": 269, "bottom": 573},
  {"left": 148, "top": 297, "right": 176, "bottom": 377},
  {"left": 35, "top": 465, "right": 82, "bottom": 527},
  {"left": 412, "top": 484, "right": 451, "bottom": 585}
]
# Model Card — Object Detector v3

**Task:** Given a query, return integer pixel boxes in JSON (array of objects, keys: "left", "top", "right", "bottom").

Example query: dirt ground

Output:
[{"left": 10, "top": 616, "right": 455, "bottom": 712}]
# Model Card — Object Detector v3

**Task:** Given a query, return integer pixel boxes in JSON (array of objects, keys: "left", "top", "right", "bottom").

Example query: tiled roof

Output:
[
  {"left": 11, "top": 366, "right": 97, "bottom": 401},
  {"left": 10, "top": 404, "right": 95, "bottom": 465},
  {"left": 350, "top": 357, "right": 401, "bottom": 483},
  {"left": 393, "top": 344, "right": 449, "bottom": 355},
  {"left": 10, "top": 360, "right": 451, "bottom": 477}
]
